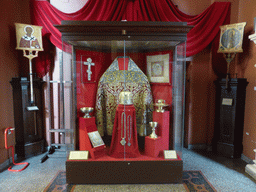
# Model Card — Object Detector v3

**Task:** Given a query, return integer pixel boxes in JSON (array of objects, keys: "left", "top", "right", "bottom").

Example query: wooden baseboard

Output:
[
  {"left": 187, "top": 144, "right": 212, "bottom": 151},
  {"left": 241, "top": 154, "right": 254, "bottom": 164},
  {"left": 245, "top": 164, "right": 256, "bottom": 181},
  {"left": 0, "top": 154, "right": 17, "bottom": 172}
]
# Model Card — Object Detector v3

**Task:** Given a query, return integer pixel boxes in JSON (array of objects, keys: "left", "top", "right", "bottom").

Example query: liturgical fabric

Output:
[
  {"left": 95, "top": 56, "right": 153, "bottom": 136},
  {"left": 109, "top": 104, "right": 140, "bottom": 158}
]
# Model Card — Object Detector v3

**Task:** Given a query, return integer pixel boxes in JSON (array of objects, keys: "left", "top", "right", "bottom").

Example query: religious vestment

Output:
[{"left": 95, "top": 56, "right": 153, "bottom": 136}]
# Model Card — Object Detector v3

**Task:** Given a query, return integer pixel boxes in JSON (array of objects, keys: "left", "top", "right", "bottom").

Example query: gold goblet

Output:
[
  {"left": 80, "top": 107, "right": 94, "bottom": 118},
  {"left": 149, "top": 122, "right": 158, "bottom": 139}
]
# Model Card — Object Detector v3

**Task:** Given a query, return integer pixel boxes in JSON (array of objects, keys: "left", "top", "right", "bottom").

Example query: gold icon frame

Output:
[{"left": 15, "top": 23, "right": 43, "bottom": 51}]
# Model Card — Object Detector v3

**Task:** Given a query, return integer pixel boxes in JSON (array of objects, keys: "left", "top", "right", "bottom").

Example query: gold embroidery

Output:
[{"left": 95, "top": 57, "right": 153, "bottom": 136}]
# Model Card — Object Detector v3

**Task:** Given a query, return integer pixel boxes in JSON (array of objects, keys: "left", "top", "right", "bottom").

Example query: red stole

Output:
[
  {"left": 109, "top": 104, "right": 140, "bottom": 158},
  {"left": 118, "top": 57, "right": 129, "bottom": 70}
]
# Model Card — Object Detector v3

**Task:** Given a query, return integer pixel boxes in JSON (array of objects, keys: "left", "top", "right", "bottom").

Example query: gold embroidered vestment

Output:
[{"left": 95, "top": 57, "right": 153, "bottom": 136}]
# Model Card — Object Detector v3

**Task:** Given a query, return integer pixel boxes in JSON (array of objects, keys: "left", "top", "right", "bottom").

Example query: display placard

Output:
[
  {"left": 164, "top": 150, "right": 177, "bottom": 159},
  {"left": 222, "top": 98, "right": 233, "bottom": 106},
  {"left": 68, "top": 151, "right": 89, "bottom": 160}
]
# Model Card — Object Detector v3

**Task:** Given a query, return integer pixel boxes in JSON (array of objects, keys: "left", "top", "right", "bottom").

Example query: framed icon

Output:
[
  {"left": 87, "top": 131, "right": 105, "bottom": 148},
  {"left": 15, "top": 23, "right": 43, "bottom": 51},
  {"left": 218, "top": 22, "right": 246, "bottom": 53},
  {"left": 147, "top": 54, "right": 170, "bottom": 83}
]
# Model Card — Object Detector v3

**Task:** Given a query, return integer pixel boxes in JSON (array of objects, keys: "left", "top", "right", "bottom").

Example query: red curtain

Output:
[{"left": 31, "top": 0, "right": 230, "bottom": 77}]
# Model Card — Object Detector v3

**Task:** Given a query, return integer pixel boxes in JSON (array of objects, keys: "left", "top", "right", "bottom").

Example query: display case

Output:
[{"left": 54, "top": 21, "right": 192, "bottom": 184}]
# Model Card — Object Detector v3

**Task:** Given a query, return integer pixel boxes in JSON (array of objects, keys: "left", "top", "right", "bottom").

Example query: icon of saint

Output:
[{"left": 19, "top": 25, "right": 40, "bottom": 49}]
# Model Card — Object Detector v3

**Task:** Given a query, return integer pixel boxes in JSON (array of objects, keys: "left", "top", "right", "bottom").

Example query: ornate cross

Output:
[{"left": 84, "top": 58, "right": 95, "bottom": 81}]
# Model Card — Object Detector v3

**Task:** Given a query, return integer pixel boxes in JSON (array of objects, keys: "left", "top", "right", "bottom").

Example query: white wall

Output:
[{"left": 50, "top": 0, "right": 88, "bottom": 13}]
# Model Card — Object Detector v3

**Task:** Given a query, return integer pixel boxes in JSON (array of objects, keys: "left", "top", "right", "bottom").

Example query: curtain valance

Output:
[{"left": 31, "top": 0, "right": 230, "bottom": 77}]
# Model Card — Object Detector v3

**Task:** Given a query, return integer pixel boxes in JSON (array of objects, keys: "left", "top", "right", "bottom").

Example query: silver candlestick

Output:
[
  {"left": 80, "top": 107, "right": 94, "bottom": 118},
  {"left": 149, "top": 122, "right": 158, "bottom": 139}
]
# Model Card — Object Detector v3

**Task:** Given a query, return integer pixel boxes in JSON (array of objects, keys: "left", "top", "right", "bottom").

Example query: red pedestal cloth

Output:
[{"left": 109, "top": 104, "right": 140, "bottom": 158}]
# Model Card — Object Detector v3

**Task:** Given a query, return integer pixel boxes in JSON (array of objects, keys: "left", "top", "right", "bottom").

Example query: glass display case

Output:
[{"left": 55, "top": 21, "right": 192, "bottom": 184}]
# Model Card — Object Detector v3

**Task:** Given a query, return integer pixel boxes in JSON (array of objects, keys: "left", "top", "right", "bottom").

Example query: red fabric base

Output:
[
  {"left": 144, "top": 111, "right": 170, "bottom": 157},
  {"left": 109, "top": 104, "right": 140, "bottom": 158},
  {"left": 79, "top": 117, "right": 96, "bottom": 151},
  {"left": 144, "top": 136, "right": 162, "bottom": 157},
  {"left": 153, "top": 111, "right": 170, "bottom": 150},
  {"left": 79, "top": 117, "right": 106, "bottom": 159}
]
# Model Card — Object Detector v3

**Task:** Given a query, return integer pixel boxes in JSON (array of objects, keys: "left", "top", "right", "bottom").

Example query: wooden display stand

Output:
[
  {"left": 10, "top": 77, "right": 46, "bottom": 158},
  {"left": 145, "top": 111, "right": 170, "bottom": 157},
  {"left": 213, "top": 78, "right": 248, "bottom": 158}
]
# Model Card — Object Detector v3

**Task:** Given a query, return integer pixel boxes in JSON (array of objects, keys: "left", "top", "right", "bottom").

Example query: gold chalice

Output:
[
  {"left": 80, "top": 107, "right": 94, "bottom": 118},
  {"left": 149, "top": 122, "right": 158, "bottom": 139}
]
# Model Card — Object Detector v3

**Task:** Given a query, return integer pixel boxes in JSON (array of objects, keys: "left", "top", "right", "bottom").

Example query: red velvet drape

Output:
[{"left": 31, "top": 0, "right": 230, "bottom": 77}]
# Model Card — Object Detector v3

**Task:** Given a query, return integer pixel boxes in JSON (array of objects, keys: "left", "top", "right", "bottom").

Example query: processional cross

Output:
[
  {"left": 218, "top": 22, "right": 246, "bottom": 88},
  {"left": 84, "top": 58, "right": 95, "bottom": 81},
  {"left": 15, "top": 23, "right": 43, "bottom": 111}
]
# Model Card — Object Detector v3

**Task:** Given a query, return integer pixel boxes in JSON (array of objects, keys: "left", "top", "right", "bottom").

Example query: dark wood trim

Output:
[{"left": 54, "top": 21, "right": 193, "bottom": 42}]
